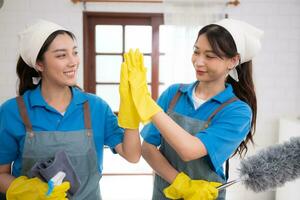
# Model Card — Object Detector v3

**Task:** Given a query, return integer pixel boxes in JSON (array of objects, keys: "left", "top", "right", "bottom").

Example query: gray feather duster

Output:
[{"left": 239, "top": 136, "right": 300, "bottom": 192}]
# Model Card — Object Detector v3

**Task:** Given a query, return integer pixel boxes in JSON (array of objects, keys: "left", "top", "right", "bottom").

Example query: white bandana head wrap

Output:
[
  {"left": 18, "top": 19, "right": 68, "bottom": 70},
  {"left": 213, "top": 18, "right": 264, "bottom": 81}
]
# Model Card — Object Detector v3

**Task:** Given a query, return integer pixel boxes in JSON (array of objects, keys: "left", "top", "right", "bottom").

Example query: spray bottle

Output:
[{"left": 46, "top": 171, "right": 66, "bottom": 196}]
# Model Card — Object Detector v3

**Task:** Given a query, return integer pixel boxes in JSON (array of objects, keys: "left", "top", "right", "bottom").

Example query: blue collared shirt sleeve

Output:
[
  {"left": 196, "top": 101, "right": 252, "bottom": 171},
  {"left": 0, "top": 100, "right": 19, "bottom": 165},
  {"left": 103, "top": 101, "right": 124, "bottom": 152},
  {"left": 141, "top": 84, "right": 181, "bottom": 146}
]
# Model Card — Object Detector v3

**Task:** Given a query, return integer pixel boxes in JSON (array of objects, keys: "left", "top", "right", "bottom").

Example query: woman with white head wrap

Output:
[
  {"left": 0, "top": 20, "right": 141, "bottom": 200},
  {"left": 121, "top": 19, "right": 263, "bottom": 199}
]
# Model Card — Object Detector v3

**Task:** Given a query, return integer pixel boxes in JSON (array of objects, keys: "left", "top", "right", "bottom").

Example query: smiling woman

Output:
[
  {"left": 0, "top": 19, "right": 141, "bottom": 200},
  {"left": 34, "top": 33, "right": 79, "bottom": 97},
  {"left": 133, "top": 18, "right": 264, "bottom": 200}
]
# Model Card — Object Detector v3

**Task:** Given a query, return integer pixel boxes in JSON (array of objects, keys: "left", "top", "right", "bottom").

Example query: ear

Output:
[
  {"left": 35, "top": 60, "right": 44, "bottom": 72},
  {"left": 229, "top": 55, "right": 240, "bottom": 70}
]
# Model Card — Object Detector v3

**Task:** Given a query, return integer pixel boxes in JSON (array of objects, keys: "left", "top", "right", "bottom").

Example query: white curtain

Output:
[{"left": 161, "top": 0, "right": 227, "bottom": 85}]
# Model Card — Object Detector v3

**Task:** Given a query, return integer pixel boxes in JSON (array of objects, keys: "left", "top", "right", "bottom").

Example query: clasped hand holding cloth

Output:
[{"left": 6, "top": 176, "right": 70, "bottom": 200}]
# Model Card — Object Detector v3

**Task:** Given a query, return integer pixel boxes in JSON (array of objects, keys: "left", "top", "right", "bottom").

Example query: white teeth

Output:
[{"left": 64, "top": 71, "right": 75, "bottom": 77}]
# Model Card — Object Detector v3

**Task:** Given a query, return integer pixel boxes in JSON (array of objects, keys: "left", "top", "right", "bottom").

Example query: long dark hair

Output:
[
  {"left": 197, "top": 24, "right": 257, "bottom": 158},
  {"left": 17, "top": 30, "right": 76, "bottom": 95}
]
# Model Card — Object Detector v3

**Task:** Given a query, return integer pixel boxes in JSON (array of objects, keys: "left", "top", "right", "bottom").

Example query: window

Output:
[
  {"left": 83, "top": 12, "right": 164, "bottom": 199},
  {"left": 83, "top": 12, "right": 164, "bottom": 108}
]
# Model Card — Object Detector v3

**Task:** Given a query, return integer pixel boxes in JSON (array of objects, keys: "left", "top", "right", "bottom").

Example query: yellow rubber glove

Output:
[
  {"left": 125, "top": 49, "right": 162, "bottom": 124},
  {"left": 163, "top": 172, "right": 221, "bottom": 200},
  {"left": 6, "top": 176, "right": 70, "bottom": 200},
  {"left": 184, "top": 180, "right": 221, "bottom": 200},
  {"left": 117, "top": 61, "right": 140, "bottom": 129},
  {"left": 163, "top": 172, "right": 191, "bottom": 199}
]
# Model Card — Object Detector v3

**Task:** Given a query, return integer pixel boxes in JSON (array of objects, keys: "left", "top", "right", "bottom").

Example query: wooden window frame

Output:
[{"left": 83, "top": 12, "right": 163, "bottom": 100}]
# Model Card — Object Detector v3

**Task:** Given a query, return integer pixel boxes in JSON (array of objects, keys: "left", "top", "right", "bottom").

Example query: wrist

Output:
[{"left": 168, "top": 172, "right": 180, "bottom": 184}]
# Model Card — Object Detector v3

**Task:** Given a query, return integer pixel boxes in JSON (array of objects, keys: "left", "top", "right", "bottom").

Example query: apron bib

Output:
[
  {"left": 16, "top": 96, "right": 101, "bottom": 200},
  {"left": 152, "top": 87, "right": 238, "bottom": 200}
]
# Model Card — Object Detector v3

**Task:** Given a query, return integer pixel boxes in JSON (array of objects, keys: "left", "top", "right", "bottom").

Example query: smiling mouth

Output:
[
  {"left": 64, "top": 70, "right": 76, "bottom": 78},
  {"left": 197, "top": 71, "right": 206, "bottom": 75}
]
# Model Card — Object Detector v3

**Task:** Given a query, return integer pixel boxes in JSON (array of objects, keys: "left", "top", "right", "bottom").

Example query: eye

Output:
[
  {"left": 73, "top": 51, "right": 78, "bottom": 56},
  {"left": 193, "top": 49, "right": 200, "bottom": 55},
  {"left": 56, "top": 54, "right": 66, "bottom": 58},
  {"left": 206, "top": 54, "right": 217, "bottom": 59}
]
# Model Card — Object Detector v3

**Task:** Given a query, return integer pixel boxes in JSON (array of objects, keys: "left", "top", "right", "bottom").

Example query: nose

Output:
[
  {"left": 68, "top": 54, "right": 79, "bottom": 67},
  {"left": 193, "top": 56, "right": 205, "bottom": 68}
]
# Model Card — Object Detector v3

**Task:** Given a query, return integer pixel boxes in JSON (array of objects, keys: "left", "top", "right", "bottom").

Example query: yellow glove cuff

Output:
[{"left": 6, "top": 176, "right": 29, "bottom": 198}]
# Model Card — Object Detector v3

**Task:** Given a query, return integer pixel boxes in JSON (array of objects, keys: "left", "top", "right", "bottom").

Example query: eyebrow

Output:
[
  {"left": 51, "top": 46, "right": 78, "bottom": 53},
  {"left": 193, "top": 45, "right": 215, "bottom": 53}
]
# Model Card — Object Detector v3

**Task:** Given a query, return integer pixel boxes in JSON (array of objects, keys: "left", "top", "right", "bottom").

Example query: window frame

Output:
[{"left": 83, "top": 12, "right": 163, "bottom": 101}]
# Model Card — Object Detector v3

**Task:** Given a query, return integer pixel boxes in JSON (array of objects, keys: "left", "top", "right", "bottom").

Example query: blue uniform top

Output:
[
  {"left": 141, "top": 81, "right": 252, "bottom": 178},
  {"left": 0, "top": 86, "right": 124, "bottom": 177}
]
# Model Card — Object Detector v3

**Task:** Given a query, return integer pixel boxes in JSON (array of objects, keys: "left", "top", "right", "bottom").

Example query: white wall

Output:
[
  {"left": 0, "top": 0, "right": 163, "bottom": 101},
  {"left": 225, "top": 1, "right": 300, "bottom": 199},
  {"left": 0, "top": 0, "right": 300, "bottom": 199}
]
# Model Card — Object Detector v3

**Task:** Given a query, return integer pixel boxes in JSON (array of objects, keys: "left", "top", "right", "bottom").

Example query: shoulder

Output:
[
  {"left": 229, "top": 99, "right": 252, "bottom": 114},
  {"left": 157, "top": 83, "right": 181, "bottom": 108},
  {"left": 0, "top": 97, "right": 23, "bottom": 131},
  {"left": 212, "top": 83, "right": 252, "bottom": 119},
  {"left": 85, "top": 92, "right": 107, "bottom": 105},
  {"left": 216, "top": 99, "right": 252, "bottom": 121},
  {"left": 158, "top": 82, "right": 195, "bottom": 110},
  {"left": 79, "top": 90, "right": 111, "bottom": 112},
  {"left": 1, "top": 97, "right": 19, "bottom": 116},
  {"left": 1, "top": 86, "right": 42, "bottom": 116},
  {"left": 160, "top": 83, "right": 190, "bottom": 100}
]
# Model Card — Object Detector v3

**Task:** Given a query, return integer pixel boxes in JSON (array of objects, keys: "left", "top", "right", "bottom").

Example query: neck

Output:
[
  {"left": 41, "top": 82, "right": 72, "bottom": 113},
  {"left": 195, "top": 81, "right": 226, "bottom": 100}
]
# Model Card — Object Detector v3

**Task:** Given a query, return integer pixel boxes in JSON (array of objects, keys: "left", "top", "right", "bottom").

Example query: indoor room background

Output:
[{"left": 0, "top": 0, "right": 299, "bottom": 199}]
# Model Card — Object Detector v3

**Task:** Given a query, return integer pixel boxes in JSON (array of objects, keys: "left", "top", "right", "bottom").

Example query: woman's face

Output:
[
  {"left": 36, "top": 33, "right": 79, "bottom": 87},
  {"left": 191, "top": 34, "right": 236, "bottom": 85}
]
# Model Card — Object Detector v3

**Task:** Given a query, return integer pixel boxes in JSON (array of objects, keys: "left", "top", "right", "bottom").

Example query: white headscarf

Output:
[
  {"left": 214, "top": 18, "right": 264, "bottom": 81},
  {"left": 18, "top": 19, "right": 68, "bottom": 70}
]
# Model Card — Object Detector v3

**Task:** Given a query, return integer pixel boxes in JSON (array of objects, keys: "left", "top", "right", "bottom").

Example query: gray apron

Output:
[
  {"left": 16, "top": 96, "right": 101, "bottom": 200},
  {"left": 153, "top": 88, "right": 238, "bottom": 200}
]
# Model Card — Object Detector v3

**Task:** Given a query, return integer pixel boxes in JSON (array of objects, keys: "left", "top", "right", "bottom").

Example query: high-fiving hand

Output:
[
  {"left": 118, "top": 58, "right": 141, "bottom": 129},
  {"left": 123, "top": 49, "right": 162, "bottom": 124}
]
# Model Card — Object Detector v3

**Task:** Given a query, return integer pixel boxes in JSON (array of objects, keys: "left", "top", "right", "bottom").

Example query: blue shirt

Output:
[
  {"left": 141, "top": 81, "right": 252, "bottom": 178},
  {"left": 0, "top": 86, "right": 124, "bottom": 176}
]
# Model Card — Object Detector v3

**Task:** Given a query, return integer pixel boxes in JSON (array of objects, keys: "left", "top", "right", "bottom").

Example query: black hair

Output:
[
  {"left": 197, "top": 24, "right": 257, "bottom": 157},
  {"left": 17, "top": 30, "right": 76, "bottom": 95}
]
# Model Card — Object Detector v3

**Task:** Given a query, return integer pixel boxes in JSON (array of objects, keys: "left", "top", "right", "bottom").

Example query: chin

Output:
[
  {"left": 196, "top": 75, "right": 204, "bottom": 81},
  {"left": 196, "top": 76, "right": 210, "bottom": 82},
  {"left": 66, "top": 80, "right": 77, "bottom": 86}
]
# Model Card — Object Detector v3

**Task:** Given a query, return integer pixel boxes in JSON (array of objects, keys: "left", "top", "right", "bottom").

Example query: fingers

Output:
[
  {"left": 124, "top": 49, "right": 137, "bottom": 71},
  {"left": 120, "top": 63, "right": 129, "bottom": 83},
  {"left": 135, "top": 49, "right": 145, "bottom": 71},
  {"left": 123, "top": 52, "right": 131, "bottom": 71},
  {"left": 209, "top": 182, "right": 222, "bottom": 188},
  {"left": 124, "top": 50, "right": 133, "bottom": 72},
  {"left": 124, "top": 48, "right": 146, "bottom": 73},
  {"left": 207, "top": 185, "right": 219, "bottom": 199},
  {"left": 52, "top": 181, "right": 70, "bottom": 193},
  {"left": 128, "top": 49, "right": 136, "bottom": 70},
  {"left": 60, "top": 181, "right": 71, "bottom": 191},
  {"left": 49, "top": 182, "right": 70, "bottom": 199}
]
